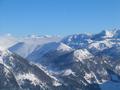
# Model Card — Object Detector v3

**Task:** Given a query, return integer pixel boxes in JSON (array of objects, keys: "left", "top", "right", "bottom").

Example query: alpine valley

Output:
[{"left": 1, "top": 29, "right": 120, "bottom": 90}]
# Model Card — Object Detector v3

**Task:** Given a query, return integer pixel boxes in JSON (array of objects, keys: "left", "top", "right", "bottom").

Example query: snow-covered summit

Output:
[
  {"left": 26, "top": 42, "right": 73, "bottom": 61},
  {"left": 73, "top": 49, "right": 93, "bottom": 62},
  {"left": 92, "top": 29, "right": 120, "bottom": 40},
  {"left": 56, "top": 42, "right": 73, "bottom": 52},
  {"left": 61, "top": 29, "right": 120, "bottom": 52},
  {"left": 9, "top": 35, "right": 61, "bottom": 58},
  {"left": 1, "top": 29, "right": 120, "bottom": 90},
  {"left": 93, "top": 30, "right": 114, "bottom": 39}
]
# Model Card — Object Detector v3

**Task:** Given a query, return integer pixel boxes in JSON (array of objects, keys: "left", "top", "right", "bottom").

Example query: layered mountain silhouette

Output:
[{"left": 1, "top": 29, "right": 120, "bottom": 90}]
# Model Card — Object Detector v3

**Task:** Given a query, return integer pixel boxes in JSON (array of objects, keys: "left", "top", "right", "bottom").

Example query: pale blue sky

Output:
[{"left": 0, "top": 0, "right": 119, "bottom": 36}]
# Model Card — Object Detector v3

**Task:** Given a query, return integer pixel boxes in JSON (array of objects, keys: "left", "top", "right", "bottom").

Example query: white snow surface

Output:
[
  {"left": 101, "top": 30, "right": 115, "bottom": 38},
  {"left": 16, "top": 73, "right": 41, "bottom": 86},
  {"left": 9, "top": 36, "right": 61, "bottom": 57},
  {"left": 25, "top": 42, "right": 73, "bottom": 61},
  {"left": 73, "top": 49, "right": 93, "bottom": 62},
  {"left": 56, "top": 43, "right": 73, "bottom": 52},
  {"left": 63, "top": 69, "right": 75, "bottom": 76},
  {"left": 84, "top": 72, "right": 94, "bottom": 84},
  {"left": 34, "top": 63, "right": 62, "bottom": 87},
  {"left": 53, "top": 81, "right": 62, "bottom": 87},
  {"left": 88, "top": 39, "right": 120, "bottom": 51}
]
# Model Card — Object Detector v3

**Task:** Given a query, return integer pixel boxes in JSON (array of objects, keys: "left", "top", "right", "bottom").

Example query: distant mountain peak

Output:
[
  {"left": 73, "top": 49, "right": 93, "bottom": 62},
  {"left": 56, "top": 42, "right": 73, "bottom": 52}
]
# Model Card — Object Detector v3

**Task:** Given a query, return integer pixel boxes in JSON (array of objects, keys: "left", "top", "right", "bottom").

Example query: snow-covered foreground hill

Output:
[{"left": 1, "top": 29, "right": 120, "bottom": 90}]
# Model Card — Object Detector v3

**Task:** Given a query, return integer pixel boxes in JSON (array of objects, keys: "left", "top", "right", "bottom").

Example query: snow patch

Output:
[
  {"left": 73, "top": 49, "right": 93, "bottom": 62},
  {"left": 53, "top": 81, "right": 62, "bottom": 87},
  {"left": 63, "top": 69, "right": 75, "bottom": 76},
  {"left": 56, "top": 43, "right": 73, "bottom": 52},
  {"left": 16, "top": 73, "right": 41, "bottom": 86},
  {"left": 0, "top": 56, "right": 3, "bottom": 64},
  {"left": 84, "top": 72, "right": 94, "bottom": 83}
]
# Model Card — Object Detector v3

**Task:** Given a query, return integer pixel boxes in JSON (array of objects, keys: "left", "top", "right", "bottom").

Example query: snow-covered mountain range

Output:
[{"left": 1, "top": 29, "right": 120, "bottom": 90}]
